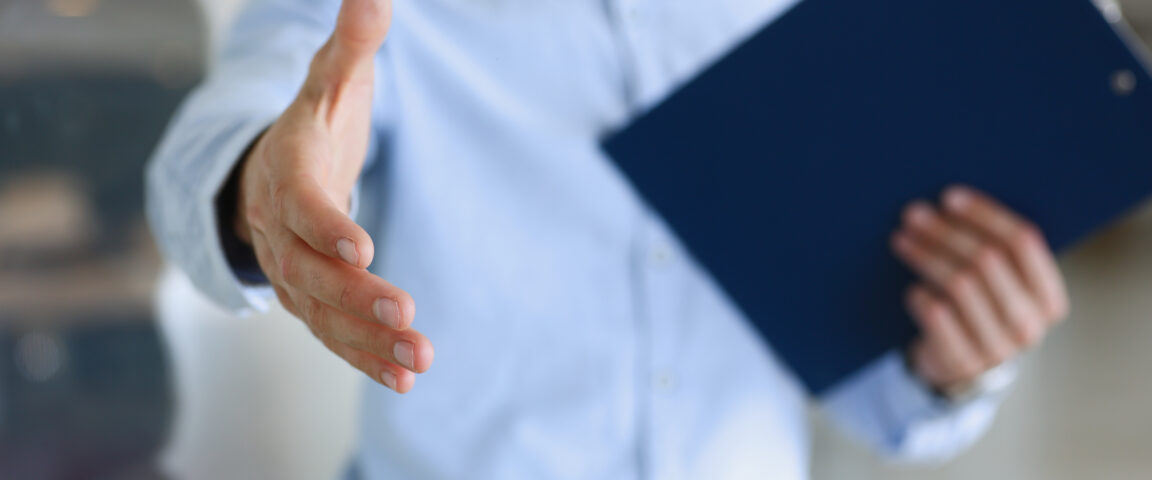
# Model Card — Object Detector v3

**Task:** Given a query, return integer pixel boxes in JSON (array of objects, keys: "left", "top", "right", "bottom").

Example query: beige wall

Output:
[{"left": 1124, "top": 0, "right": 1152, "bottom": 27}]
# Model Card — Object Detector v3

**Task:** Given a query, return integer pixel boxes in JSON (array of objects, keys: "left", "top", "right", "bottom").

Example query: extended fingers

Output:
[
  {"left": 253, "top": 227, "right": 432, "bottom": 382},
  {"left": 322, "top": 337, "right": 415, "bottom": 393},
  {"left": 281, "top": 286, "right": 416, "bottom": 392},
  {"left": 304, "top": 299, "right": 434, "bottom": 373},
  {"left": 263, "top": 222, "right": 413, "bottom": 330},
  {"left": 276, "top": 282, "right": 432, "bottom": 374}
]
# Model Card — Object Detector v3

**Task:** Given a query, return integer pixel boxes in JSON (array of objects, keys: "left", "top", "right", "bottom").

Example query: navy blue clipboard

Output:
[{"left": 603, "top": 0, "right": 1152, "bottom": 395}]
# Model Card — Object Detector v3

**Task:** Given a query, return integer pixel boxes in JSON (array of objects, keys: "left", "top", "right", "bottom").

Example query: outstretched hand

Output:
[{"left": 232, "top": 0, "right": 432, "bottom": 393}]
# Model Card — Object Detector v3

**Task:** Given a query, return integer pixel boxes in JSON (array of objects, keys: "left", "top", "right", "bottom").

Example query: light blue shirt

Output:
[{"left": 147, "top": 0, "right": 1012, "bottom": 477}]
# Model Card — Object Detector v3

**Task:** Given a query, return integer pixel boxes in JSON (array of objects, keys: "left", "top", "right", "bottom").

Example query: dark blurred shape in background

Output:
[{"left": 0, "top": 0, "right": 204, "bottom": 477}]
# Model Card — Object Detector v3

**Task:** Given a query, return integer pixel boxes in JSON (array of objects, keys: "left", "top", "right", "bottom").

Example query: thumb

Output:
[{"left": 320, "top": 0, "right": 392, "bottom": 82}]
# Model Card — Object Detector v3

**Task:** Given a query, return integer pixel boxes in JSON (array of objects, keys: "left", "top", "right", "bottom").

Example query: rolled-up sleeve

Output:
[
  {"left": 146, "top": 0, "right": 385, "bottom": 314},
  {"left": 819, "top": 350, "right": 1017, "bottom": 464}
]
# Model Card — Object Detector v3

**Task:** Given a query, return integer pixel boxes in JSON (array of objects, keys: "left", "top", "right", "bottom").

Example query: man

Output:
[{"left": 147, "top": 0, "right": 1068, "bottom": 477}]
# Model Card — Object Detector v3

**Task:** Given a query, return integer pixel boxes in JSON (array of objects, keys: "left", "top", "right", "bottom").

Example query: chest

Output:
[{"left": 385, "top": 0, "right": 800, "bottom": 133}]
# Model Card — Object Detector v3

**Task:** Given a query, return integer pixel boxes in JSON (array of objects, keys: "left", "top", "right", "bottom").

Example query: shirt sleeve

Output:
[
  {"left": 817, "top": 349, "right": 1017, "bottom": 465},
  {"left": 146, "top": 0, "right": 384, "bottom": 314}
]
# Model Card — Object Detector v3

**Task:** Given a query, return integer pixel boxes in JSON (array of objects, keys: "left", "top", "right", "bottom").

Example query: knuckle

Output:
[
  {"left": 264, "top": 264, "right": 283, "bottom": 285},
  {"left": 922, "top": 301, "right": 948, "bottom": 322},
  {"left": 1009, "top": 223, "right": 1042, "bottom": 253},
  {"left": 302, "top": 215, "right": 326, "bottom": 246},
  {"left": 972, "top": 245, "right": 1004, "bottom": 273},
  {"left": 305, "top": 47, "right": 337, "bottom": 93},
  {"left": 244, "top": 203, "right": 266, "bottom": 230},
  {"left": 944, "top": 271, "right": 975, "bottom": 298},
  {"left": 278, "top": 248, "right": 299, "bottom": 285},
  {"left": 256, "top": 251, "right": 279, "bottom": 283},
  {"left": 306, "top": 261, "right": 324, "bottom": 289},
  {"left": 298, "top": 297, "right": 318, "bottom": 322},
  {"left": 337, "top": 27, "right": 380, "bottom": 51},
  {"left": 303, "top": 301, "right": 329, "bottom": 332},
  {"left": 307, "top": 45, "right": 329, "bottom": 77},
  {"left": 340, "top": 321, "right": 379, "bottom": 352},
  {"left": 269, "top": 180, "right": 293, "bottom": 220},
  {"left": 365, "top": 331, "right": 391, "bottom": 356},
  {"left": 337, "top": 282, "right": 356, "bottom": 313}
]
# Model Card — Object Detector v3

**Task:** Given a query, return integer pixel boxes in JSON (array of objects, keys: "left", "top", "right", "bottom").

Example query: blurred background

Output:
[{"left": 0, "top": 0, "right": 1151, "bottom": 478}]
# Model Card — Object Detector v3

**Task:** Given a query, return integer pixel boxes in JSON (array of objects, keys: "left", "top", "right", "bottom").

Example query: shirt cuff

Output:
[
  {"left": 195, "top": 117, "right": 280, "bottom": 314},
  {"left": 880, "top": 351, "right": 1018, "bottom": 424},
  {"left": 818, "top": 349, "right": 1016, "bottom": 463}
]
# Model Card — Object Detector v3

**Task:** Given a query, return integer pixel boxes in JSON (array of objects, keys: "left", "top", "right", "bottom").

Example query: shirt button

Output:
[
  {"left": 649, "top": 244, "right": 672, "bottom": 268},
  {"left": 652, "top": 371, "right": 677, "bottom": 394}
]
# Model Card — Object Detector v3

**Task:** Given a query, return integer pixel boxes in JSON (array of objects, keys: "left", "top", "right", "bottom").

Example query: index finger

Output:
[{"left": 270, "top": 174, "right": 375, "bottom": 269}]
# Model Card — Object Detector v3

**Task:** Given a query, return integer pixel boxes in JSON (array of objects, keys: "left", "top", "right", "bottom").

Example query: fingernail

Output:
[
  {"left": 907, "top": 203, "right": 932, "bottom": 226},
  {"left": 394, "top": 341, "right": 415, "bottom": 370},
  {"left": 945, "top": 187, "right": 972, "bottom": 212},
  {"left": 380, "top": 370, "right": 397, "bottom": 390},
  {"left": 337, "top": 238, "right": 359, "bottom": 266},
  {"left": 374, "top": 298, "right": 401, "bottom": 329}
]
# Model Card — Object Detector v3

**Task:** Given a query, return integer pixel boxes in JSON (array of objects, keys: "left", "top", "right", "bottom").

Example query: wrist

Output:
[{"left": 904, "top": 344, "right": 1019, "bottom": 404}]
